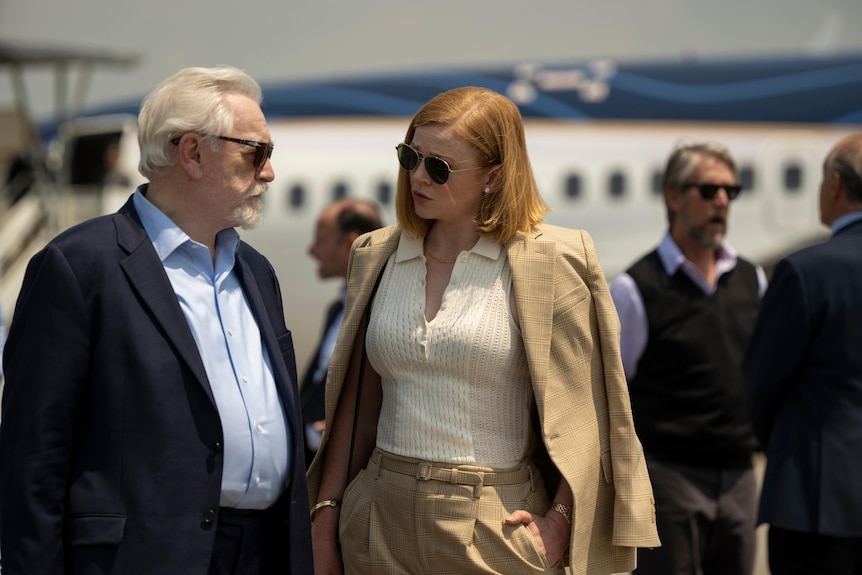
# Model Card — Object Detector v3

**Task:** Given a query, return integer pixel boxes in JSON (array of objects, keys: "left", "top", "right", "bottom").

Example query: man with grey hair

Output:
[
  {"left": 0, "top": 66, "right": 312, "bottom": 574},
  {"left": 611, "top": 142, "right": 767, "bottom": 575},
  {"left": 743, "top": 133, "right": 862, "bottom": 575}
]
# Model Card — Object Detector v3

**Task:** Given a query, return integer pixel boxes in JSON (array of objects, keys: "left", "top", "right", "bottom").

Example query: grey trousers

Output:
[{"left": 635, "top": 458, "right": 757, "bottom": 575}]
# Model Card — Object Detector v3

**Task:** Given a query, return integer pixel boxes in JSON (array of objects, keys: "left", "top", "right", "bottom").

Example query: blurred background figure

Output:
[
  {"left": 611, "top": 142, "right": 767, "bottom": 575},
  {"left": 743, "top": 132, "right": 862, "bottom": 575},
  {"left": 302, "top": 198, "right": 382, "bottom": 468}
]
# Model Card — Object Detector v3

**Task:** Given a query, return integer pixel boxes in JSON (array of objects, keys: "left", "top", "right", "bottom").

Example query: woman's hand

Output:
[{"left": 505, "top": 508, "right": 571, "bottom": 567}]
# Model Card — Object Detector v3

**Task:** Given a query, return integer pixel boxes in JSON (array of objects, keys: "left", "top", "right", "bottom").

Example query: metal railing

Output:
[{"left": 0, "top": 183, "right": 105, "bottom": 317}]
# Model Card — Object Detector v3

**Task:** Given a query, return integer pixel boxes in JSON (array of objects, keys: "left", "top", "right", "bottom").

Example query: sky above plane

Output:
[{"left": 0, "top": 0, "right": 861, "bottom": 120}]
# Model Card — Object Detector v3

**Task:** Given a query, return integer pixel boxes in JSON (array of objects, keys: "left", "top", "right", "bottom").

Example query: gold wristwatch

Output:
[{"left": 550, "top": 502, "right": 572, "bottom": 524}]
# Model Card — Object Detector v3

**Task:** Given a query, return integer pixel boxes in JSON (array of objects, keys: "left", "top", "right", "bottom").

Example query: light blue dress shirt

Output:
[
  {"left": 610, "top": 232, "right": 768, "bottom": 379},
  {"left": 831, "top": 211, "right": 862, "bottom": 235},
  {"left": 304, "top": 286, "right": 345, "bottom": 452},
  {"left": 311, "top": 286, "right": 346, "bottom": 385},
  {"left": 133, "top": 187, "right": 290, "bottom": 509}
]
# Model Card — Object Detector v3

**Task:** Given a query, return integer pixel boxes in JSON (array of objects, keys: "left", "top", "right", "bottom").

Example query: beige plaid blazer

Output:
[{"left": 307, "top": 223, "right": 660, "bottom": 575}]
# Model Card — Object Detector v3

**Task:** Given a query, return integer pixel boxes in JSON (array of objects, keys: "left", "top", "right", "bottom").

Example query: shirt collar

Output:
[
  {"left": 395, "top": 233, "right": 502, "bottom": 263},
  {"left": 831, "top": 211, "right": 862, "bottom": 235},
  {"left": 133, "top": 184, "right": 240, "bottom": 263},
  {"left": 656, "top": 231, "right": 737, "bottom": 276}
]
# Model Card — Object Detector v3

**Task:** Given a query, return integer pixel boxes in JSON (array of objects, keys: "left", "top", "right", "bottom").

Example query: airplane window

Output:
[
  {"left": 377, "top": 181, "right": 392, "bottom": 206},
  {"left": 609, "top": 171, "right": 625, "bottom": 198},
  {"left": 651, "top": 170, "right": 663, "bottom": 196},
  {"left": 784, "top": 164, "right": 803, "bottom": 192},
  {"left": 288, "top": 183, "right": 304, "bottom": 209},
  {"left": 332, "top": 182, "right": 348, "bottom": 201},
  {"left": 739, "top": 165, "right": 755, "bottom": 193},
  {"left": 564, "top": 174, "right": 582, "bottom": 201}
]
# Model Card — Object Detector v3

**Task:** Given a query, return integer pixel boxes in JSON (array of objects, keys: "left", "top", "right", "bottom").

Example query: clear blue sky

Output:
[{"left": 1, "top": 0, "right": 861, "bottom": 119}]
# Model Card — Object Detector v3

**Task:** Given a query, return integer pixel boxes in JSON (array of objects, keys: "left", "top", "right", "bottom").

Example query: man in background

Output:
[
  {"left": 0, "top": 66, "right": 312, "bottom": 575},
  {"left": 301, "top": 198, "right": 382, "bottom": 467},
  {"left": 611, "top": 142, "right": 767, "bottom": 575},
  {"left": 743, "top": 133, "right": 862, "bottom": 575}
]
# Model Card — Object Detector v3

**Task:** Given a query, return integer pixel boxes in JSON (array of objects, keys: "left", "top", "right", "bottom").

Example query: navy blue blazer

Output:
[
  {"left": 743, "top": 218, "right": 862, "bottom": 537},
  {"left": 0, "top": 196, "right": 313, "bottom": 574}
]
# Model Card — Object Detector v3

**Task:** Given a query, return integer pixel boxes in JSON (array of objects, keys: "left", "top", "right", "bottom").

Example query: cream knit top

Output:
[{"left": 366, "top": 234, "right": 534, "bottom": 468}]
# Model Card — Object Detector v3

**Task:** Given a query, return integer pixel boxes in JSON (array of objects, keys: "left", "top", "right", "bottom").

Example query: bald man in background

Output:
[
  {"left": 743, "top": 133, "right": 862, "bottom": 575},
  {"left": 301, "top": 199, "right": 382, "bottom": 468}
]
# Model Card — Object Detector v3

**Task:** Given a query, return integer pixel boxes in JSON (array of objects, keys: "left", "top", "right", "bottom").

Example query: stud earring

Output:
[{"left": 483, "top": 187, "right": 491, "bottom": 194}]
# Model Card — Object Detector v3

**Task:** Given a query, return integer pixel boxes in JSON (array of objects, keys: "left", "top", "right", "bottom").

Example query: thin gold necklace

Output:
[{"left": 424, "top": 244, "right": 458, "bottom": 264}]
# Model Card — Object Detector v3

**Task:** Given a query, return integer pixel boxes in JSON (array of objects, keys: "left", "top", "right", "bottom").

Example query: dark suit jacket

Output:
[
  {"left": 0, "top": 196, "right": 313, "bottom": 574},
  {"left": 299, "top": 297, "right": 342, "bottom": 467},
  {"left": 743, "top": 218, "right": 862, "bottom": 537}
]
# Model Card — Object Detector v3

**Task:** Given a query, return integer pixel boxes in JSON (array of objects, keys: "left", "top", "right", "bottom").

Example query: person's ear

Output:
[
  {"left": 175, "top": 133, "right": 205, "bottom": 180},
  {"left": 665, "top": 186, "right": 683, "bottom": 212},
  {"left": 483, "top": 165, "right": 503, "bottom": 193},
  {"left": 829, "top": 169, "right": 845, "bottom": 202},
  {"left": 342, "top": 231, "right": 359, "bottom": 251}
]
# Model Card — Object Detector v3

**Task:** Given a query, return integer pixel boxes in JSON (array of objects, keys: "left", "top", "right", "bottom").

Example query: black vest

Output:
[{"left": 627, "top": 250, "right": 760, "bottom": 468}]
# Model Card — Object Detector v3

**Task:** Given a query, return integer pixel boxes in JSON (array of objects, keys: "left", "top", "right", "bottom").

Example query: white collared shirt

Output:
[{"left": 610, "top": 232, "right": 767, "bottom": 379}]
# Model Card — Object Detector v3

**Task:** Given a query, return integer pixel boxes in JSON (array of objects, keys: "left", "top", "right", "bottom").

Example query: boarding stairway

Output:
[{"left": 0, "top": 183, "right": 104, "bottom": 318}]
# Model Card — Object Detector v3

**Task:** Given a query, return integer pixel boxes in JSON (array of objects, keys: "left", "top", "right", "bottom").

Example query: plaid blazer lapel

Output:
[
  {"left": 322, "top": 227, "right": 400, "bottom": 425},
  {"left": 507, "top": 228, "right": 556, "bottom": 392}
]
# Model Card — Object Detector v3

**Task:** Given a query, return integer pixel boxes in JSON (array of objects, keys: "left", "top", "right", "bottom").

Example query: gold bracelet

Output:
[
  {"left": 310, "top": 499, "right": 339, "bottom": 522},
  {"left": 549, "top": 502, "right": 572, "bottom": 525}
]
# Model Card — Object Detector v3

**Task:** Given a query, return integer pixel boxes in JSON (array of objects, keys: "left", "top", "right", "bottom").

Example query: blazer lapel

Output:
[
  {"left": 507, "top": 228, "right": 556, "bottom": 390},
  {"left": 341, "top": 228, "right": 400, "bottom": 341},
  {"left": 322, "top": 228, "right": 399, "bottom": 422},
  {"left": 115, "top": 202, "right": 215, "bottom": 405}
]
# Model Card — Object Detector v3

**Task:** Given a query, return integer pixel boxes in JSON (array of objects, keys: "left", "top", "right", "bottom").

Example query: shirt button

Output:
[
  {"left": 257, "top": 424, "right": 264, "bottom": 432},
  {"left": 228, "top": 329, "right": 234, "bottom": 336},
  {"left": 460, "top": 254, "right": 468, "bottom": 263},
  {"left": 441, "top": 302, "right": 448, "bottom": 309},
  {"left": 202, "top": 509, "right": 216, "bottom": 524},
  {"left": 255, "top": 476, "right": 261, "bottom": 485},
  {"left": 242, "top": 376, "right": 249, "bottom": 383}
]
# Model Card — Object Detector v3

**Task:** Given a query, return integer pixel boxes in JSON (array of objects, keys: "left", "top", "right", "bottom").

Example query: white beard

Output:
[{"left": 228, "top": 188, "right": 265, "bottom": 230}]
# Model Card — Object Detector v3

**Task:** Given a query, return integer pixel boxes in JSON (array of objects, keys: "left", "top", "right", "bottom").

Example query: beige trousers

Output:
[{"left": 338, "top": 447, "right": 566, "bottom": 575}]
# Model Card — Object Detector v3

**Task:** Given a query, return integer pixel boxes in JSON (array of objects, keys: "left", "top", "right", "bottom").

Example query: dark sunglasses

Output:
[
  {"left": 683, "top": 182, "right": 742, "bottom": 201},
  {"left": 396, "top": 143, "right": 485, "bottom": 185},
  {"left": 171, "top": 134, "right": 274, "bottom": 171}
]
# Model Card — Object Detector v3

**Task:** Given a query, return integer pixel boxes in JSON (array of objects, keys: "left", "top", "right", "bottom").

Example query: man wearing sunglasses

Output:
[
  {"left": 610, "top": 142, "right": 767, "bottom": 575},
  {"left": 0, "top": 67, "right": 312, "bottom": 575}
]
